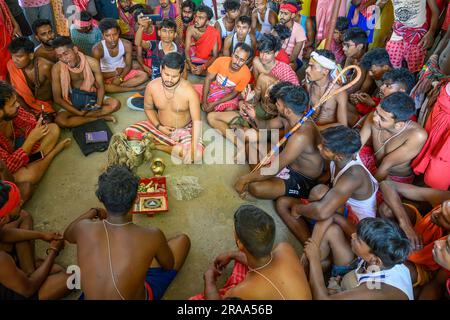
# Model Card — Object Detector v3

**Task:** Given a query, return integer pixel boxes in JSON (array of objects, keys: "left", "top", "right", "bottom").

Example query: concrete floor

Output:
[{"left": 23, "top": 87, "right": 303, "bottom": 300}]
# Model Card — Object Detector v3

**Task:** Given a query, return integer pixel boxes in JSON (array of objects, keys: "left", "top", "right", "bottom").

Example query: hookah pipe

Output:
[{"left": 250, "top": 65, "right": 363, "bottom": 174}]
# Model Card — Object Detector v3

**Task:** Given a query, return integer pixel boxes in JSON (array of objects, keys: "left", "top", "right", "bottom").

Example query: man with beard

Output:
[
  {"left": 278, "top": 1, "right": 306, "bottom": 69},
  {"left": 32, "top": 19, "right": 57, "bottom": 63},
  {"left": 234, "top": 85, "right": 323, "bottom": 201},
  {"left": 125, "top": 53, "right": 203, "bottom": 163},
  {"left": 70, "top": 11, "right": 103, "bottom": 56},
  {"left": 175, "top": 0, "right": 195, "bottom": 49},
  {"left": 304, "top": 49, "right": 348, "bottom": 129},
  {"left": 154, "top": 0, "right": 178, "bottom": 19},
  {"left": 196, "top": 43, "right": 251, "bottom": 113},
  {"left": 51, "top": 36, "right": 121, "bottom": 128},
  {"left": 185, "top": 5, "right": 221, "bottom": 76},
  {"left": 359, "top": 93, "right": 427, "bottom": 183},
  {"left": 0, "top": 81, "right": 70, "bottom": 186},
  {"left": 7, "top": 37, "right": 55, "bottom": 116},
  {"left": 92, "top": 18, "right": 149, "bottom": 93},
  {"left": 223, "top": 15, "right": 256, "bottom": 58}
]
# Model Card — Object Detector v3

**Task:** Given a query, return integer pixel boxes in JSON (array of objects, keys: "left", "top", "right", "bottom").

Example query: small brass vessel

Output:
[{"left": 151, "top": 158, "right": 166, "bottom": 176}]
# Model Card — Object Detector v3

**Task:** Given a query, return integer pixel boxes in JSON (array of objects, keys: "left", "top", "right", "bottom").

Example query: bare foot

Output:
[
  {"left": 102, "top": 115, "right": 117, "bottom": 123},
  {"left": 53, "top": 138, "right": 72, "bottom": 154}
]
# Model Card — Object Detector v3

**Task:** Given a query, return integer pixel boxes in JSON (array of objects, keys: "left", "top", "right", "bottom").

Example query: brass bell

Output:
[{"left": 151, "top": 158, "right": 166, "bottom": 176}]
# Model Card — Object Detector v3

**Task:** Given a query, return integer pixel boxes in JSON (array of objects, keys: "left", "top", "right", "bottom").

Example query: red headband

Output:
[
  {"left": 0, "top": 182, "right": 21, "bottom": 218},
  {"left": 74, "top": 19, "right": 93, "bottom": 28},
  {"left": 280, "top": 3, "right": 298, "bottom": 13}
]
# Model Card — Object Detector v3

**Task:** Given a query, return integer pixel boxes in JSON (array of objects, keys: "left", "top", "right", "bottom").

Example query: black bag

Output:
[
  {"left": 72, "top": 119, "right": 112, "bottom": 156},
  {"left": 71, "top": 88, "right": 97, "bottom": 110}
]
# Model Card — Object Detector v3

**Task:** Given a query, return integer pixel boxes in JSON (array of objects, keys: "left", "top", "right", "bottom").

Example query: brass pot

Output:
[{"left": 151, "top": 158, "right": 166, "bottom": 176}]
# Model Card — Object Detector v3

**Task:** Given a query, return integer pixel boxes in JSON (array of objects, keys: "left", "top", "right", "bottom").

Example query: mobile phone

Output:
[
  {"left": 142, "top": 14, "right": 162, "bottom": 22},
  {"left": 85, "top": 131, "right": 108, "bottom": 144},
  {"left": 29, "top": 151, "right": 44, "bottom": 163}
]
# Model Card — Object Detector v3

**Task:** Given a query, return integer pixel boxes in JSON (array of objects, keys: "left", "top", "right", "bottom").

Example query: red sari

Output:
[{"left": 0, "top": 0, "right": 13, "bottom": 81}]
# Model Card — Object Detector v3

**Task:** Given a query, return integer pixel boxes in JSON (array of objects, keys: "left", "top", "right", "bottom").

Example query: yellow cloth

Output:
[
  {"left": 370, "top": 0, "right": 394, "bottom": 48},
  {"left": 300, "top": 0, "right": 311, "bottom": 17}
]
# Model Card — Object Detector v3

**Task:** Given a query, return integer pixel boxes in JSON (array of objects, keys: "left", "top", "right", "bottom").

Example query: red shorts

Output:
[
  {"left": 386, "top": 40, "right": 427, "bottom": 73},
  {"left": 104, "top": 69, "right": 141, "bottom": 84}
]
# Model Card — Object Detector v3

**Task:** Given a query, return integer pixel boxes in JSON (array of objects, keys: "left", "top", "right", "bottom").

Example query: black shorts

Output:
[
  {"left": 277, "top": 166, "right": 317, "bottom": 198},
  {"left": 0, "top": 283, "right": 38, "bottom": 300}
]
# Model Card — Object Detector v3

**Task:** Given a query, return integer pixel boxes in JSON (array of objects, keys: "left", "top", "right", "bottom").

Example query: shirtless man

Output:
[
  {"left": 234, "top": 85, "right": 323, "bottom": 200},
  {"left": 7, "top": 37, "right": 55, "bottom": 116},
  {"left": 305, "top": 50, "right": 348, "bottom": 129},
  {"left": 127, "top": 52, "right": 202, "bottom": 163},
  {"left": 92, "top": 18, "right": 149, "bottom": 93},
  {"left": 342, "top": 27, "right": 368, "bottom": 94},
  {"left": 64, "top": 165, "right": 190, "bottom": 300},
  {"left": 0, "top": 181, "right": 71, "bottom": 300},
  {"left": 191, "top": 205, "right": 311, "bottom": 300},
  {"left": 359, "top": 92, "right": 428, "bottom": 183},
  {"left": 51, "top": 36, "right": 121, "bottom": 128},
  {"left": 304, "top": 217, "right": 414, "bottom": 300},
  {"left": 276, "top": 126, "right": 378, "bottom": 244},
  {"left": 32, "top": 19, "right": 57, "bottom": 64}
]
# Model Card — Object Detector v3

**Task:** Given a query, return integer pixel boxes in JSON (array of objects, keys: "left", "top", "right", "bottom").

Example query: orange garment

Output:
[
  {"left": 207, "top": 57, "right": 251, "bottom": 92},
  {"left": 58, "top": 52, "right": 96, "bottom": 104},
  {"left": 412, "top": 84, "right": 450, "bottom": 190},
  {"left": 190, "top": 26, "right": 222, "bottom": 61},
  {"left": 408, "top": 205, "right": 448, "bottom": 272},
  {"left": 6, "top": 60, "right": 54, "bottom": 113}
]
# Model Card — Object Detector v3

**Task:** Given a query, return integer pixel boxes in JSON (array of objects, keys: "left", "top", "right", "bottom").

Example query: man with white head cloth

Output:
[{"left": 304, "top": 49, "right": 349, "bottom": 130}]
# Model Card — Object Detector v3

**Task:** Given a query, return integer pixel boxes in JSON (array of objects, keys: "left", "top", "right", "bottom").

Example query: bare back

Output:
[
  {"left": 283, "top": 119, "right": 324, "bottom": 179},
  {"left": 74, "top": 221, "right": 165, "bottom": 300},
  {"left": 226, "top": 243, "right": 312, "bottom": 300}
]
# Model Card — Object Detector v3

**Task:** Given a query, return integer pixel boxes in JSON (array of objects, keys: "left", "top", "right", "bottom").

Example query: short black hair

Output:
[
  {"left": 321, "top": 126, "right": 361, "bottom": 157},
  {"left": 80, "top": 10, "right": 93, "bottom": 21},
  {"left": 236, "top": 15, "right": 251, "bottom": 27},
  {"left": 99, "top": 18, "right": 121, "bottom": 34},
  {"left": 0, "top": 81, "right": 14, "bottom": 110},
  {"left": 343, "top": 27, "right": 368, "bottom": 46},
  {"left": 273, "top": 23, "right": 292, "bottom": 41},
  {"left": 268, "top": 81, "right": 292, "bottom": 103},
  {"left": 0, "top": 181, "right": 12, "bottom": 209},
  {"left": 380, "top": 92, "right": 415, "bottom": 122},
  {"left": 315, "top": 49, "right": 336, "bottom": 61},
  {"left": 51, "top": 36, "right": 74, "bottom": 49},
  {"left": 161, "top": 52, "right": 185, "bottom": 72},
  {"left": 276, "top": 85, "right": 309, "bottom": 115},
  {"left": 361, "top": 48, "right": 392, "bottom": 70},
  {"left": 95, "top": 165, "right": 140, "bottom": 215},
  {"left": 357, "top": 218, "right": 411, "bottom": 269},
  {"left": 32, "top": 19, "right": 52, "bottom": 35},
  {"left": 382, "top": 68, "right": 416, "bottom": 94},
  {"left": 181, "top": 0, "right": 196, "bottom": 11},
  {"left": 160, "top": 18, "right": 177, "bottom": 31},
  {"left": 335, "top": 17, "right": 349, "bottom": 32},
  {"left": 223, "top": 0, "right": 240, "bottom": 12},
  {"left": 257, "top": 34, "right": 282, "bottom": 53},
  {"left": 234, "top": 42, "right": 253, "bottom": 59},
  {"left": 196, "top": 5, "right": 214, "bottom": 20},
  {"left": 234, "top": 205, "right": 275, "bottom": 258},
  {"left": 8, "top": 37, "right": 35, "bottom": 54}
]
